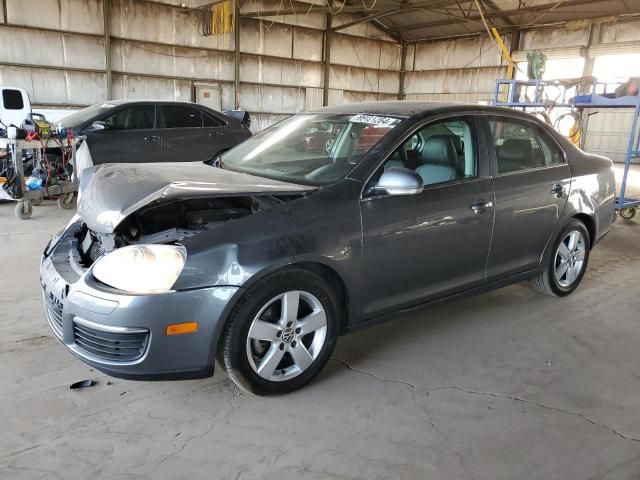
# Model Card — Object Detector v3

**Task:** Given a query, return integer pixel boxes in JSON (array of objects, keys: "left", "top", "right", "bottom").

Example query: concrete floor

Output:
[{"left": 1, "top": 196, "right": 640, "bottom": 479}]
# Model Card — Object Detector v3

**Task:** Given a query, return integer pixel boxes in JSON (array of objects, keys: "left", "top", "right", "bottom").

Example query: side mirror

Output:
[
  {"left": 374, "top": 167, "right": 424, "bottom": 196},
  {"left": 88, "top": 121, "right": 108, "bottom": 131}
]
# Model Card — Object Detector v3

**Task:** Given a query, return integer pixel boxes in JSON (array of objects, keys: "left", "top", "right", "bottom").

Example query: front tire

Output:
[
  {"left": 219, "top": 268, "right": 339, "bottom": 395},
  {"left": 531, "top": 219, "right": 590, "bottom": 297}
]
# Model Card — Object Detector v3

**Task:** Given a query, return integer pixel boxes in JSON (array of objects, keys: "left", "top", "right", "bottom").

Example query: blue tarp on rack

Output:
[{"left": 572, "top": 93, "right": 640, "bottom": 108}]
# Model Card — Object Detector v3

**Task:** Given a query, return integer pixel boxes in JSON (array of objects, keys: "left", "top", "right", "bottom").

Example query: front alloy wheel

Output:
[
  {"left": 246, "top": 291, "right": 328, "bottom": 382},
  {"left": 220, "top": 268, "right": 339, "bottom": 395}
]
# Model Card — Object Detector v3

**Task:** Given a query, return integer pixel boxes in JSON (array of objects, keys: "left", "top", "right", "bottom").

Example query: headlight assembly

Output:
[{"left": 92, "top": 244, "right": 186, "bottom": 294}]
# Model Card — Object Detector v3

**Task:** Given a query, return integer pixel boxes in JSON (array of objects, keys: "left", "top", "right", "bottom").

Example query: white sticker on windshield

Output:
[{"left": 350, "top": 114, "right": 399, "bottom": 127}]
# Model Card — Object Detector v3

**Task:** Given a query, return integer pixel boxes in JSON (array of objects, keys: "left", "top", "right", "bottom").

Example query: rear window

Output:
[
  {"left": 2, "top": 90, "right": 24, "bottom": 110},
  {"left": 203, "top": 113, "right": 225, "bottom": 127},
  {"left": 162, "top": 105, "right": 202, "bottom": 128}
]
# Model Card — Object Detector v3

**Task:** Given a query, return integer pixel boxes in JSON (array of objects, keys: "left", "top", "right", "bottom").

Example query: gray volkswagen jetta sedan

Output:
[{"left": 41, "top": 102, "right": 616, "bottom": 395}]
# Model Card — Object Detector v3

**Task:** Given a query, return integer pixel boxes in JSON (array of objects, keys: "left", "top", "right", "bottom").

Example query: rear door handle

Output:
[
  {"left": 209, "top": 131, "right": 222, "bottom": 137},
  {"left": 144, "top": 135, "right": 160, "bottom": 142},
  {"left": 551, "top": 184, "right": 564, "bottom": 198},
  {"left": 471, "top": 199, "right": 492, "bottom": 214}
]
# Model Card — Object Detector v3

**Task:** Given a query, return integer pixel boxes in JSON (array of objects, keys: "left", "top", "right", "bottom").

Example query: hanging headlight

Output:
[{"left": 92, "top": 245, "right": 186, "bottom": 294}]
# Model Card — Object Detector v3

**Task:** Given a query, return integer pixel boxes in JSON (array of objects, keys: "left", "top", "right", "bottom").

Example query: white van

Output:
[{"left": 0, "top": 86, "right": 31, "bottom": 128}]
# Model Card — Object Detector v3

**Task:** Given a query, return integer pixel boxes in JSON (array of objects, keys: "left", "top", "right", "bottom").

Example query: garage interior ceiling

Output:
[{"left": 240, "top": 0, "right": 640, "bottom": 43}]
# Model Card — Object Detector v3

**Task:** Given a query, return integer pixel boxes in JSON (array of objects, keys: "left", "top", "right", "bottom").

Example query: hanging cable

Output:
[{"left": 362, "top": 0, "right": 377, "bottom": 12}]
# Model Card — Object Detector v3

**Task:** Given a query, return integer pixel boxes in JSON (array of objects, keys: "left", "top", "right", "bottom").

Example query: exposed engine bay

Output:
[{"left": 74, "top": 194, "right": 303, "bottom": 267}]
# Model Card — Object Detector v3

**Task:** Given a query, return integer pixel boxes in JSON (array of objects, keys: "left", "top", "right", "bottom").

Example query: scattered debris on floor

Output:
[{"left": 69, "top": 379, "right": 96, "bottom": 390}]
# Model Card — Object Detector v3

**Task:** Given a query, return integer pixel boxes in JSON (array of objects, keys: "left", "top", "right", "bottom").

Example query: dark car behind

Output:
[{"left": 60, "top": 100, "right": 251, "bottom": 164}]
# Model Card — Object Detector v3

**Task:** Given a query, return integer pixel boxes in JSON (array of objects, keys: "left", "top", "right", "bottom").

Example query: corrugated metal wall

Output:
[
  {"left": 1, "top": 0, "right": 638, "bottom": 153},
  {"left": 0, "top": 0, "right": 401, "bottom": 131},
  {"left": 404, "top": 35, "right": 509, "bottom": 103}
]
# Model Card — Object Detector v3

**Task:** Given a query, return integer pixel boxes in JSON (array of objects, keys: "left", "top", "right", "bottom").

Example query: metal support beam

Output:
[
  {"left": 104, "top": 0, "right": 112, "bottom": 100},
  {"left": 323, "top": 13, "right": 332, "bottom": 107},
  {"left": 241, "top": 0, "right": 460, "bottom": 19},
  {"left": 392, "top": 0, "right": 606, "bottom": 34},
  {"left": 509, "top": 29, "right": 521, "bottom": 78},
  {"left": 332, "top": 8, "right": 404, "bottom": 32},
  {"left": 482, "top": 0, "right": 515, "bottom": 27},
  {"left": 242, "top": 5, "right": 367, "bottom": 17},
  {"left": 398, "top": 40, "right": 407, "bottom": 100},
  {"left": 2, "top": 0, "right": 8, "bottom": 23},
  {"left": 234, "top": 0, "right": 241, "bottom": 109},
  {"left": 578, "top": 22, "right": 602, "bottom": 148}
]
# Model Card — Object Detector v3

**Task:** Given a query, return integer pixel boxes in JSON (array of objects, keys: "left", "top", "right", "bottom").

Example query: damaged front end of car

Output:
[
  {"left": 41, "top": 161, "right": 314, "bottom": 379},
  {"left": 75, "top": 194, "right": 303, "bottom": 268}
]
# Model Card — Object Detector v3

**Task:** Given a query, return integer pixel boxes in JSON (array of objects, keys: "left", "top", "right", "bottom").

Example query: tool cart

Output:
[{"left": 0, "top": 135, "right": 84, "bottom": 220}]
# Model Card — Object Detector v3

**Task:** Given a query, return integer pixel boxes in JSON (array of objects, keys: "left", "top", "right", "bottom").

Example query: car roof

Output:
[
  {"left": 100, "top": 99, "right": 200, "bottom": 106},
  {"left": 310, "top": 100, "right": 539, "bottom": 121}
]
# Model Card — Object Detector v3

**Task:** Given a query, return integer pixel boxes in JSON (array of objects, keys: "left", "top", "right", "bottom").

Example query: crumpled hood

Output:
[{"left": 77, "top": 162, "right": 313, "bottom": 233}]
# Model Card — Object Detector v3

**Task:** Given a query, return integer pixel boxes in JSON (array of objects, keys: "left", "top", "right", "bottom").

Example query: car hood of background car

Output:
[{"left": 77, "top": 162, "right": 315, "bottom": 233}]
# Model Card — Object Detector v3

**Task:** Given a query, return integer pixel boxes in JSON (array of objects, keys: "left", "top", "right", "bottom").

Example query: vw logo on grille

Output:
[{"left": 281, "top": 328, "right": 295, "bottom": 343}]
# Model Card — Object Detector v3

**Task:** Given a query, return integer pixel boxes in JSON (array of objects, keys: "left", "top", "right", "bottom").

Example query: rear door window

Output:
[
  {"left": 161, "top": 105, "right": 203, "bottom": 128},
  {"left": 535, "top": 128, "right": 565, "bottom": 166},
  {"left": 2, "top": 89, "right": 24, "bottom": 110},
  {"left": 490, "top": 120, "right": 547, "bottom": 174}
]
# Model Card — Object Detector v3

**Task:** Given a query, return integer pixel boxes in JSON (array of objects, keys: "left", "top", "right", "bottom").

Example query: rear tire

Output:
[
  {"left": 531, "top": 219, "right": 590, "bottom": 297},
  {"left": 219, "top": 268, "right": 339, "bottom": 395}
]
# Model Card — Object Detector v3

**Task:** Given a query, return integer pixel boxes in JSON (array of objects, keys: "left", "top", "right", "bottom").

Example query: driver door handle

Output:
[{"left": 471, "top": 199, "right": 492, "bottom": 214}]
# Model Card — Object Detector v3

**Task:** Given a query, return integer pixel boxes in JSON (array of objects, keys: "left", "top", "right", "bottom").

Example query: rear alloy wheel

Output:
[
  {"left": 531, "top": 219, "right": 590, "bottom": 297},
  {"left": 554, "top": 230, "right": 587, "bottom": 288},
  {"left": 220, "top": 269, "right": 339, "bottom": 395}
]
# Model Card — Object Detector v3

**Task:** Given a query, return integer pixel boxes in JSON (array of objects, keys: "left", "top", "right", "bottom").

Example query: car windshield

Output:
[
  {"left": 221, "top": 113, "right": 403, "bottom": 186},
  {"left": 60, "top": 103, "right": 118, "bottom": 128}
]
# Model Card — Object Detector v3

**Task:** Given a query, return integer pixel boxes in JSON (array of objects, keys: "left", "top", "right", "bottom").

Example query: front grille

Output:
[
  {"left": 73, "top": 320, "right": 149, "bottom": 363},
  {"left": 43, "top": 291, "right": 63, "bottom": 339}
]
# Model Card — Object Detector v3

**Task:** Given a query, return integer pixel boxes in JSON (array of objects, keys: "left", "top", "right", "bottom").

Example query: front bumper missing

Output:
[{"left": 41, "top": 224, "right": 239, "bottom": 380}]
